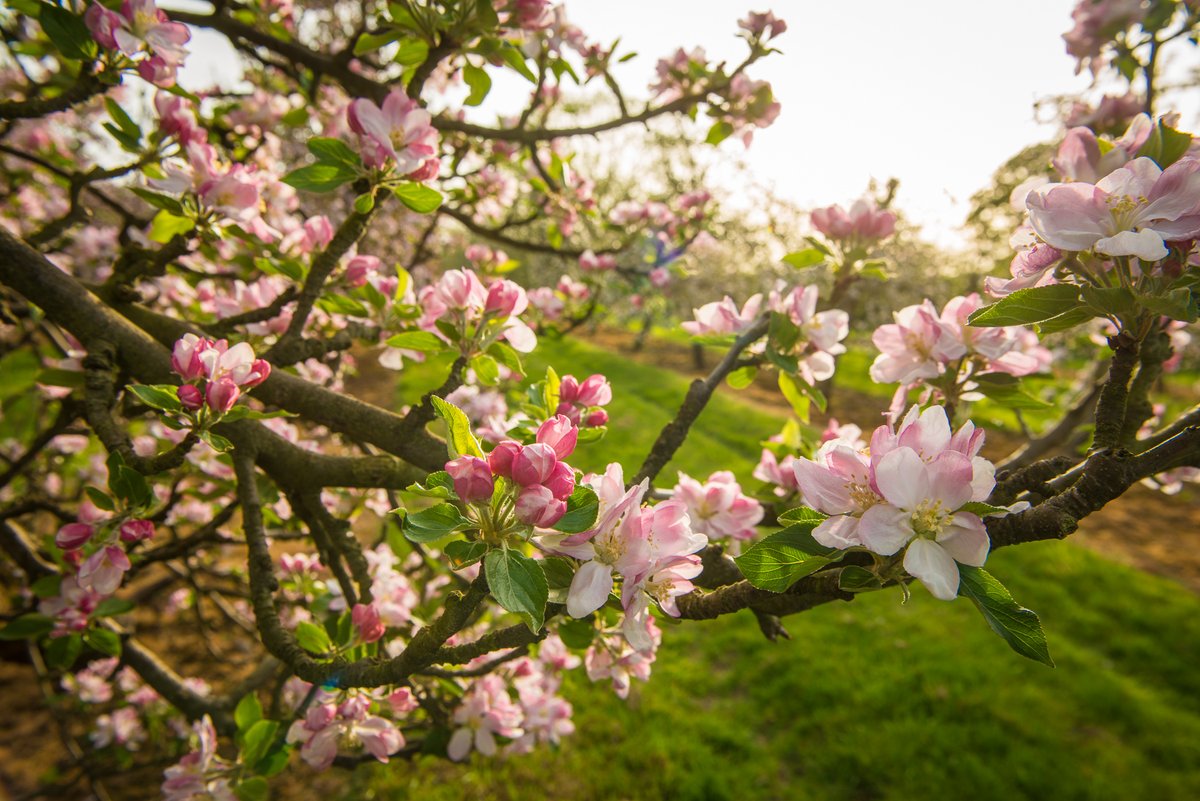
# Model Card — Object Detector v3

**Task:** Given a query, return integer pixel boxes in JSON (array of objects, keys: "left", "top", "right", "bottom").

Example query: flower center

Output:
[
  {"left": 910, "top": 499, "right": 950, "bottom": 539},
  {"left": 846, "top": 482, "right": 880, "bottom": 513},
  {"left": 1106, "top": 193, "right": 1148, "bottom": 231}
]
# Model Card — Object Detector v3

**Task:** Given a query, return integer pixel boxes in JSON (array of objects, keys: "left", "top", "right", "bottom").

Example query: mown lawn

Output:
[{"left": 360, "top": 335, "right": 1200, "bottom": 801}]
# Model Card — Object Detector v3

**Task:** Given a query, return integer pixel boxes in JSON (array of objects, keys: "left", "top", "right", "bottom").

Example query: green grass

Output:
[{"left": 361, "top": 335, "right": 1200, "bottom": 801}]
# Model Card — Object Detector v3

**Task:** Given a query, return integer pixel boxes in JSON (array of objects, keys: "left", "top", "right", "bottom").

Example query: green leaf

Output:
[
  {"left": 1035, "top": 306, "right": 1097, "bottom": 335},
  {"left": 777, "top": 506, "right": 830, "bottom": 527},
  {"left": 0, "top": 613, "right": 55, "bottom": 640},
  {"left": 45, "top": 633, "right": 82, "bottom": 669},
  {"left": 782, "top": 248, "right": 825, "bottom": 269},
  {"left": 403, "top": 502, "right": 473, "bottom": 543},
  {"left": 540, "top": 556, "right": 575, "bottom": 589},
  {"left": 283, "top": 163, "right": 357, "bottom": 193},
  {"left": 542, "top": 367, "right": 561, "bottom": 416},
  {"left": 354, "top": 30, "right": 399, "bottom": 55},
  {"left": 394, "top": 38, "right": 430, "bottom": 66},
  {"left": 705, "top": 120, "right": 734, "bottom": 145},
  {"left": 444, "top": 539, "right": 489, "bottom": 569},
  {"left": 126, "top": 383, "right": 183, "bottom": 413},
  {"left": 552, "top": 485, "right": 599, "bottom": 533},
  {"left": 35, "top": 367, "right": 84, "bottom": 389},
  {"left": 85, "top": 487, "right": 116, "bottom": 512},
  {"left": 463, "top": 63, "right": 492, "bottom": 106},
  {"left": 235, "top": 693, "right": 263, "bottom": 732},
  {"left": 1081, "top": 286, "right": 1136, "bottom": 317},
  {"left": 0, "top": 350, "right": 39, "bottom": 399},
  {"left": 354, "top": 192, "right": 375, "bottom": 214},
  {"left": 405, "top": 470, "right": 455, "bottom": 499},
  {"left": 39, "top": 2, "right": 97, "bottom": 61},
  {"left": 484, "top": 548, "right": 549, "bottom": 633},
  {"left": 108, "top": 453, "right": 153, "bottom": 508},
  {"left": 734, "top": 527, "right": 837, "bottom": 592},
  {"left": 498, "top": 43, "right": 537, "bottom": 82},
  {"left": 295, "top": 621, "right": 333, "bottom": 654},
  {"left": 470, "top": 354, "right": 500, "bottom": 386},
  {"left": 487, "top": 341, "right": 524, "bottom": 375},
  {"left": 838, "top": 565, "right": 883, "bottom": 592},
  {"left": 971, "top": 372, "right": 1051, "bottom": 410},
  {"left": 556, "top": 616, "right": 595, "bottom": 649},
  {"left": 307, "top": 137, "right": 362, "bottom": 170},
  {"left": 430, "top": 396, "right": 484, "bottom": 458},
  {"left": 94, "top": 598, "right": 134, "bottom": 618},
  {"left": 84, "top": 627, "right": 121, "bottom": 657},
  {"left": 957, "top": 565, "right": 1053, "bottom": 667},
  {"left": 1140, "top": 287, "right": 1197, "bottom": 322},
  {"left": 959, "top": 501, "right": 1010, "bottom": 517},
  {"left": 31, "top": 575, "right": 62, "bottom": 599},
  {"left": 148, "top": 210, "right": 195, "bottom": 244},
  {"left": 726, "top": 365, "right": 757, "bottom": 389},
  {"left": 105, "top": 98, "right": 141, "bottom": 142},
  {"left": 234, "top": 777, "right": 270, "bottom": 801},
  {"left": 240, "top": 720, "right": 279, "bottom": 769},
  {"left": 967, "top": 285, "right": 1082, "bottom": 327},
  {"left": 315, "top": 293, "right": 369, "bottom": 318},
  {"left": 200, "top": 431, "right": 235, "bottom": 452},
  {"left": 777, "top": 372, "right": 810, "bottom": 421},
  {"left": 392, "top": 182, "right": 443, "bottom": 213}
]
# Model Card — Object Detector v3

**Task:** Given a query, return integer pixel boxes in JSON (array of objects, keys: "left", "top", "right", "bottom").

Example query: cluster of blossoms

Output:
[
  {"left": 162, "top": 716, "right": 236, "bottom": 800},
  {"left": 810, "top": 199, "right": 896, "bottom": 246},
  {"left": 540, "top": 463, "right": 706, "bottom": 650},
  {"left": 554, "top": 373, "right": 612, "bottom": 428},
  {"left": 286, "top": 693, "right": 405, "bottom": 770},
  {"left": 671, "top": 471, "right": 763, "bottom": 551},
  {"left": 755, "top": 418, "right": 866, "bottom": 500},
  {"left": 793, "top": 405, "right": 997, "bottom": 600},
  {"left": 52, "top": 514, "right": 155, "bottom": 603},
  {"left": 1063, "top": 91, "right": 1145, "bottom": 133},
  {"left": 170, "top": 334, "right": 271, "bottom": 415},
  {"left": 415, "top": 268, "right": 538, "bottom": 355},
  {"left": 448, "top": 414, "right": 580, "bottom": 528},
  {"left": 871, "top": 293, "right": 1050, "bottom": 412},
  {"left": 1062, "top": 0, "right": 1147, "bottom": 74},
  {"left": 85, "top": 0, "right": 191, "bottom": 87},
  {"left": 684, "top": 283, "right": 850, "bottom": 386},
  {"left": 347, "top": 89, "right": 440, "bottom": 180},
  {"left": 149, "top": 142, "right": 266, "bottom": 231}
]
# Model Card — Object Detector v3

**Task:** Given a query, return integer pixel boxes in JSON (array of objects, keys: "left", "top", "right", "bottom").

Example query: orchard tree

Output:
[{"left": 0, "top": 1, "right": 1197, "bottom": 798}]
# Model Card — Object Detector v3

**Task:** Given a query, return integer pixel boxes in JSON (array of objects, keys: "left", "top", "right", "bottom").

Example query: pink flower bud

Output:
[
  {"left": 55, "top": 522, "right": 95, "bottom": 551},
  {"left": 487, "top": 440, "right": 522, "bottom": 479},
  {"left": 137, "top": 55, "right": 178, "bottom": 88},
  {"left": 388, "top": 688, "right": 419, "bottom": 715},
  {"left": 435, "top": 269, "right": 486, "bottom": 310},
  {"left": 304, "top": 216, "right": 334, "bottom": 249},
  {"left": 514, "top": 485, "right": 567, "bottom": 527},
  {"left": 405, "top": 157, "right": 440, "bottom": 183},
  {"left": 345, "top": 255, "right": 381, "bottom": 288},
  {"left": 445, "top": 456, "right": 494, "bottom": 503},
  {"left": 84, "top": 4, "right": 122, "bottom": 49},
  {"left": 536, "top": 415, "right": 578, "bottom": 459},
  {"left": 119, "top": 519, "right": 155, "bottom": 544},
  {"left": 171, "top": 334, "right": 210, "bottom": 381},
  {"left": 177, "top": 384, "right": 203, "bottom": 411},
  {"left": 352, "top": 603, "right": 385, "bottom": 643},
  {"left": 555, "top": 401, "right": 582, "bottom": 425},
  {"left": 586, "top": 409, "right": 609, "bottom": 427},
  {"left": 484, "top": 280, "right": 527, "bottom": 318},
  {"left": 542, "top": 460, "right": 576, "bottom": 501},
  {"left": 205, "top": 377, "right": 240, "bottom": 414},
  {"left": 576, "top": 374, "right": 612, "bottom": 407},
  {"left": 558, "top": 375, "right": 580, "bottom": 403},
  {"left": 239, "top": 359, "right": 272, "bottom": 389},
  {"left": 511, "top": 443, "right": 557, "bottom": 486}
]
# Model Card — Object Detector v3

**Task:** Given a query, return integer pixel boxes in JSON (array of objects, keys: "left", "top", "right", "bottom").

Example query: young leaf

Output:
[
  {"left": 307, "top": 136, "right": 362, "bottom": 170},
  {"left": 283, "top": 163, "right": 357, "bottom": 193},
  {"left": 484, "top": 548, "right": 549, "bottom": 633},
  {"left": 235, "top": 693, "right": 263, "bottom": 732},
  {"left": 148, "top": 210, "right": 195, "bottom": 244},
  {"left": 463, "top": 63, "right": 492, "bottom": 106},
  {"left": 838, "top": 565, "right": 883, "bottom": 592},
  {"left": 777, "top": 506, "right": 830, "bottom": 527},
  {"left": 295, "top": 621, "right": 333, "bottom": 654},
  {"left": 392, "top": 182, "right": 443, "bottom": 213},
  {"left": 782, "top": 248, "right": 825, "bottom": 269},
  {"left": 240, "top": 720, "right": 279, "bottom": 769},
  {"left": 0, "top": 613, "right": 55, "bottom": 640},
  {"left": 552, "top": 486, "right": 599, "bottom": 534},
  {"left": 444, "top": 539, "right": 489, "bottom": 569},
  {"left": 734, "top": 527, "right": 837, "bottom": 592},
  {"left": 39, "top": 2, "right": 97, "bottom": 61},
  {"left": 430, "top": 397, "right": 484, "bottom": 458},
  {"left": 957, "top": 565, "right": 1054, "bottom": 667},
  {"left": 126, "top": 383, "right": 184, "bottom": 413},
  {"left": 402, "top": 502, "right": 472, "bottom": 542},
  {"left": 84, "top": 627, "right": 122, "bottom": 657},
  {"left": 967, "top": 284, "right": 1082, "bottom": 327},
  {"left": 94, "top": 598, "right": 134, "bottom": 617}
]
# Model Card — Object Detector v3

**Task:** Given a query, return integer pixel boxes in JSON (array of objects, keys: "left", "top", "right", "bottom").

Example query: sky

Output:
[{"left": 178, "top": 0, "right": 1200, "bottom": 249}]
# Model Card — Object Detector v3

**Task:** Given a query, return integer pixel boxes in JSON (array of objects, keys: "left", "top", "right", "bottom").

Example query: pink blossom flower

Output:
[
  {"left": 176, "top": 384, "right": 202, "bottom": 411},
  {"left": 204, "top": 376, "right": 240, "bottom": 414},
  {"left": 446, "top": 455, "right": 495, "bottom": 503},
  {"left": 119, "top": 519, "right": 155, "bottom": 543},
  {"left": 536, "top": 415, "right": 578, "bottom": 460},
  {"left": 347, "top": 90, "right": 439, "bottom": 174},
  {"left": 511, "top": 443, "right": 558, "bottom": 486},
  {"left": 487, "top": 440, "right": 522, "bottom": 479},
  {"left": 681, "top": 294, "right": 763, "bottom": 336},
  {"left": 515, "top": 485, "right": 567, "bottom": 527},
  {"left": 739, "top": 10, "right": 787, "bottom": 40},
  {"left": 1052, "top": 114, "right": 1152, "bottom": 182},
  {"left": 447, "top": 675, "right": 524, "bottom": 761},
  {"left": 433, "top": 268, "right": 488, "bottom": 310},
  {"left": 560, "top": 374, "right": 612, "bottom": 408},
  {"left": 754, "top": 449, "right": 800, "bottom": 498},
  {"left": 351, "top": 603, "right": 385, "bottom": 643},
  {"left": 579, "top": 249, "right": 617, "bottom": 271},
  {"left": 870, "top": 300, "right": 968, "bottom": 385},
  {"left": 672, "top": 471, "right": 763, "bottom": 542},
  {"left": 170, "top": 333, "right": 210, "bottom": 381},
  {"left": 1027, "top": 156, "right": 1200, "bottom": 262},
  {"left": 811, "top": 199, "right": 896, "bottom": 242},
  {"left": 78, "top": 546, "right": 131, "bottom": 595},
  {"left": 484, "top": 279, "right": 528, "bottom": 317},
  {"left": 345, "top": 254, "right": 381, "bottom": 288}
]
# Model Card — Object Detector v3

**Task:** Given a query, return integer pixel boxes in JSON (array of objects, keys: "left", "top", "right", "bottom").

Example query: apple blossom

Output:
[
  {"left": 811, "top": 199, "right": 896, "bottom": 242},
  {"left": 447, "top": 675, "right": 524, "bottom": 761},
  {"left": 78, "top": 545, "right": 132, "bottom": 595},
  {"left": 347, "top": 89, "right": 439, "bottom": 175},
  {"left": 56, "top": 522, "right": 95, "bottom": 550},
  {"left": 352, "top": 603, "right": 385, "bottom": 643},
  {"left": 446, "top": 455, "right": 495, "bottom": 503},
  {"left": 672, "top": 471, "right": 764, "bottom": 543}
]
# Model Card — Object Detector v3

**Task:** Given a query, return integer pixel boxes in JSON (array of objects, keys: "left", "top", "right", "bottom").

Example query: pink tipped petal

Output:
[
  {"left": 925, "top": 451, "right": 975, "bottom": 510},
  {"left": 938, "top": 515, "right": 990, "bottom": 567},
  {"left": 567, "top": 561, "right": 613, "bottom": 618},
  {"left": 873, "top": 448, "right": 930, "bottom": 510},
  {"left": 856, "top": 503, "right": 913, "bottom": 556}
]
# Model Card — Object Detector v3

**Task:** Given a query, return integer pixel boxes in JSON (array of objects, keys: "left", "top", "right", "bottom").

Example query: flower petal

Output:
[{"left": 903, "top": 538, "right": 960, "bottom": 600}]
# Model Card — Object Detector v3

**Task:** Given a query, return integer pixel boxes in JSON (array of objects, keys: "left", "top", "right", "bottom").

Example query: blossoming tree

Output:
[{"left": 0, "top": 0, "right": 1197, "bottom": 797}]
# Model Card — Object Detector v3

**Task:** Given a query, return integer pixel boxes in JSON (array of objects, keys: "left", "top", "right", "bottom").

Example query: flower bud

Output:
[
  {"left": 137, "top": 55, "right": 177, "bottom": 88},
  {"left": 511, "top": 443, "right": 557, "bottom": 486},
  {"left": 556, "top": 400, "right": 582, "bottom": 425},
  {"left": 543, "top": 460, "right": 576, "bottom": 501},
  {"left": 576, "top": 374, "right": 612, "bottom": 407},
  {"left": 351, "top": 603, "right": 385, "bottom": 643},
  {"left": 55, "top": 522, "right": 95, "bottom": 551},
  {"left": 487, "top": 440, "right": 522, "bottom": 479},
  {"left": 515, "top": 485, "right": 567, "bottom": 527},
  {"left": 536, "top": 415, "right": 578, "bottom": 459},
  {"left": 171, "top": 334, "right": 210, "bottom": 381},
  {"left": 345, "top": 255, "right": 381, "bottom": 288},
  {"left": 586, "top": 409, "right": 609, "bottom": 427},
  {"left": 484, "top": 279, "right": 527, "bottom": 318},
  {"left": 558, "top": 375, "right": 580, "bottom": 403},
  {"left": 119, "top": 519, "right": 155, "bottom": 544},
  {"left": 205, "top": 377, "right": 240, "bottom": 414},
  {"left": 239, "top": 359, "right": 272, "bottom": 389},
  {"left": 405, "top": 158, "right": 440, "bottom": 183},
  {"left": 446, "top": 456, "right": 494, "bottom": 503},
  {"left": 177, "top": 384, "right": 203, "bottom": 411}
]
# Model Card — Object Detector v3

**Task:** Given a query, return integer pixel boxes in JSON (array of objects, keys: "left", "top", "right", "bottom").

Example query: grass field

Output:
[{"left": 358, "top": 335, "right": 1200, "bottom": 801}]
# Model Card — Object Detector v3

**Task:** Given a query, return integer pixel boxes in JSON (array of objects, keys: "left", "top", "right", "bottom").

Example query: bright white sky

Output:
[{"left": 178, "top": 0, "right": 1200, "bottom": 249}]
